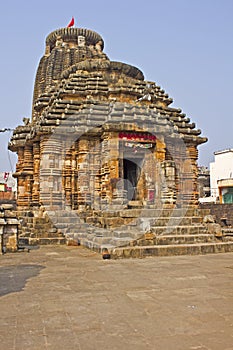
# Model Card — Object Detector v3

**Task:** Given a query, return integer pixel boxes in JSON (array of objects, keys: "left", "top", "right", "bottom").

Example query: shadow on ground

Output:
[{"left": 0, "top": 264, "right": 45, "bottom": 297}]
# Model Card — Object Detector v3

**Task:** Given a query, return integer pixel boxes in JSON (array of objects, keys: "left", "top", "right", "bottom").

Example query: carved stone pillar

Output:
[
  {"left": 154, "top": 136, "right": 166, "bottom": 206},
  {"left": 71, "top": 142, "right": 78, "bottom": 209},
  {"left": 40, "top": 136, "right": 63, "bottom": 210},
  {"left": 160, "top": 161, "right": 176, "bottom": 205},
  {"left": 100, "top": 132, "right": 119, "bottom": 208},
  {"left": 108, "top": 132, "right": 119, "bottom": 199},
  {"left": 63, "top": 147, "right": 72, "bottom": 208},
  {"left": 76, "top": 138, "right": 91, "bottom": 208},
  {"left": 22, "top": 145, "right": 33, "bottom": 208},
  {"left": 187, "top": 143, "right": 199, "bottom": 205},
  {"left": 142, "top": 147, "right": 158, "bottom": 205},
  {"left": 88, "top": 137, "right": 101, "bottom": 210},
  {"left": 174, "top": 141, "right": 197, "bottom": 207},
  {"left": 16, "top": 147, "right": 26, "bottom": 208},
  {"left": 32, "top": 142, "right": 40, "bottom": 206}
]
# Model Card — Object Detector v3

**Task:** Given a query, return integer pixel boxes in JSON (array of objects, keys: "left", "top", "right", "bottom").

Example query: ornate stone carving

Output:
[{"left": 9, "top": 26, "right": 207, "bottom": 242}]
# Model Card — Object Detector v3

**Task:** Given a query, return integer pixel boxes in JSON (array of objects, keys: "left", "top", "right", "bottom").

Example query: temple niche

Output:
[{"left": 9, "top": 27, "right": 208, "bottom": 247}]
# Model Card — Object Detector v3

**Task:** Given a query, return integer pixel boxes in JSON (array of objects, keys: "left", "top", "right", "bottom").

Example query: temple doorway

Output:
[{"left": 123, "top": 158, "right": 143, "bottom": 200}]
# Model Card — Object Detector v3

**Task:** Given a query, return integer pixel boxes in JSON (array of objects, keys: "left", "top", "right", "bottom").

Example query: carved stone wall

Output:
[{"left": 9, "top": 27, "right": 207, "bottom": 240}]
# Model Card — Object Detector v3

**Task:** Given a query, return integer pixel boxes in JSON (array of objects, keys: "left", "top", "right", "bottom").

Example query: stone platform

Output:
[
  {"left": 1, "top": 245, "right": 233, "bottom": 349},
  {"left": 21, "top": 206, "right": 233, "bottom": 259}
]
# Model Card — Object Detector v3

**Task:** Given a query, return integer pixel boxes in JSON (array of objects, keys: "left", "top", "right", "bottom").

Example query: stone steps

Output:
[
  {"left": 54, "top": 223, "right": 83, "bottom": 230},
  {"left": 92, "top": 234, "right": 216, "bottom": 248},
  {"left": 28, "top": 237, "right": 66, "bottom": 245},
  {"left": 29, "top": 232, "right": 65, "bottom": 239},
  {"left": 53, "top": 218, "right": 81, "bottom": 226},
  {"left": 68, "top": 228, "right": 220, "bottom": 252},
  {"left": 34, "top": 207, "right": 233, "bottom": 260},
  {"left": 119, "top": 208, "right": 209, "bottom": 218},
  {"left": 62, "top": 226, "right": 132, "bottom": 249},
  {"left": 66, "top": 228, "right": 142, "bottom": 248},
  {"left": 112, "top": 229, "right": 142, "bottom": 239},
  {"left": 222, "top": 228, "right": 233, "bottom": 235},
  {"left": 110, "top": 242, "right": 233, "bottom": 259},
  {"left": 93, "top": 236, "right": 134, "bottom": 246},
  {"left": 222, "top": 228, "right": 233, "bottom": 242},
  {"left": 151, "top": 225, "right": 207, "bottom": 235},
  {"left": 53, "top": 217, "right": 205, "bottom": 233},
  {"left": 149, "top": 216, "right": 203, "bottom": 226},
  {"left": 136, "top": 234, "right": 216, "bottom": 246},
  {"left": 44, "top": 209, "right": 210, "bottom": 248}
]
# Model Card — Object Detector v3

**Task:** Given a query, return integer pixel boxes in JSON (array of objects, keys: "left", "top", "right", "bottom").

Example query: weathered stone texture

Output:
[
  {"left": 8, "top": 27, "right": 210, "bottom": 250},
  {"left": 0, "top": 204, "right": 19, "bottom": 253},
  {"left": 200, "top": 204, "right": 233, "bottom": 227}
]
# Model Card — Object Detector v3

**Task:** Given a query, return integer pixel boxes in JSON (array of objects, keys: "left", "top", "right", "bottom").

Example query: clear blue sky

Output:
[{"left": 0, "top": 0, "right": 232, "bottom": 171}]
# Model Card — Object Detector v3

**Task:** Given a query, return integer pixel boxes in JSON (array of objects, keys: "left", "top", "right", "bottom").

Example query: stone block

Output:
[
  {"left": 201, "top": 244, "right": 215, "bottom": 254},
  {"left": 67, "top": 238, "right": 80, "bottom": 246},
  {"left": 206, "top": 223, "right": 222, "bottom": 237},
  {"left": 144, "top": 232, "right": 156, "bottom": 240},
  {"left": 203, "top": 215, "right": 216, "bottom": 223},
  {"left": 104, "top": 217, "right": 125, "bottom": 227},
  {"left": 48, "top": 228, "right": 58, "bottom": 233},
  {"left": 0, "top": 204, "right": 13, "bottom": 210},
  {"left": 6, "top": 235, "right": 17, "bottom": 252}
]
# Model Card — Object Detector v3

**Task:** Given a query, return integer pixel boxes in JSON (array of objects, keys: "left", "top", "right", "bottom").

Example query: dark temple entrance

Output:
[{"left": 123, "top": 158, "right": 143, "bottom": 200}]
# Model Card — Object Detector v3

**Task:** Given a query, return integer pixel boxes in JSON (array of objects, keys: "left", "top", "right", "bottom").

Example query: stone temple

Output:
[{"left": 9, "top": 26, "right": 233, "bottom": 257}]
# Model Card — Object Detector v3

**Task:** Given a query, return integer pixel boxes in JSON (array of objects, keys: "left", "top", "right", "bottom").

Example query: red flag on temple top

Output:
[{"left": 67, "top": 17, "right": 75, "bottom": 27}]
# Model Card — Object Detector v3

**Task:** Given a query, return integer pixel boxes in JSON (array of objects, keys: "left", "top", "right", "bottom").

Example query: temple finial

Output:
[{"left": 67, "top": 17, "right": 74, "bottom": 28}]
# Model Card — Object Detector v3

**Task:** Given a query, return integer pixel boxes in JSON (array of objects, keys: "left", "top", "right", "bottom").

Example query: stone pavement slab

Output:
[{"left": 0, "top": 246, "right": 233, "bottom": 350}]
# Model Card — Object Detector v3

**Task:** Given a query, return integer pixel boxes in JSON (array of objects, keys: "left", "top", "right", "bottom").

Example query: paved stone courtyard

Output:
[{"left": 0, "top": 246, "right": 233, "bottom": 350}]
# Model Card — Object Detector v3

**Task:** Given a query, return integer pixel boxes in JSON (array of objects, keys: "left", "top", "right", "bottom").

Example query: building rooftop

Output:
[{"left": 214, "top": 148, "right": 233, "bottom": 155}]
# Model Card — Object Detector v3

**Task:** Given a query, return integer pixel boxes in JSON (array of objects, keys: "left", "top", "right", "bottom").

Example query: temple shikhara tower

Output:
[{"left": 11, "top": 25, "right": 231, "bottom": 258}]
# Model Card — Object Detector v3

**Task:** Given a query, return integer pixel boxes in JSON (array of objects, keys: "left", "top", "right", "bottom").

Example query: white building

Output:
[
  {"left": 210, "top": 149, "right": 233, "bottom": 203},
  {"left": 0, "top": 172, "right": 17, "bottom": 193}
]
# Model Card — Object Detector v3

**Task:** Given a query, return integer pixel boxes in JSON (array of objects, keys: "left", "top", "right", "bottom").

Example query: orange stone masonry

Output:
[{"left": 9, "top": 27, "right": 218, "bottom": 253}]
